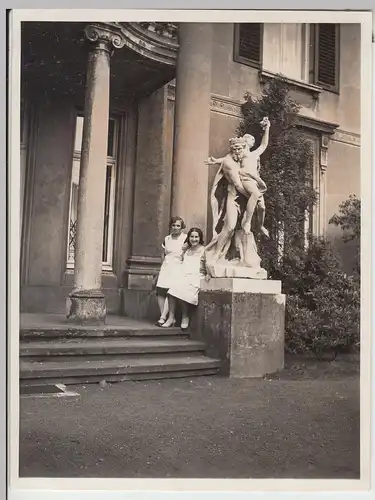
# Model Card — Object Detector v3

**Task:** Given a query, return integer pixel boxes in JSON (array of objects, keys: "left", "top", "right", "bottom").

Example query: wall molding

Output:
[
  {"left": 210, "top": 94, "right": 242, "bottom": 118},
  {"left": 167, "top": 84, "right": 243, "bottom": 118},
  {"left": 332, "top": 129, "right": 361, "bottom": 147},
  {"left": 167, "top": 84, "right": 361, "bottom": 147},
  {"left": 296, "top": 115, "right": 338, "bottom": 135}
]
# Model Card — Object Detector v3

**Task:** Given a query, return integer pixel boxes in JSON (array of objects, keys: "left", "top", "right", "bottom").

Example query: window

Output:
[
  {"left": 67, "top": 114, "right": 119, "bottom": 271},
  {"left": 310, "top": 24, "right": 340, "bottom": 92},
  {"left": 234, "top": 23, "right": 263, "bottom": 69},
  {"left": 262, "top": 24, "right": 309, "bottom": 83}
]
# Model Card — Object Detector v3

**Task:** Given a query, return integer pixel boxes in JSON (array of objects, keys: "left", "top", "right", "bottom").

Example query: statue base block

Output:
[
  {"left": 192, "top": 278, "right": 285, "bottom": 378},
  {"left": 206, "top": 263, "right": 267, "bottom": 280}
]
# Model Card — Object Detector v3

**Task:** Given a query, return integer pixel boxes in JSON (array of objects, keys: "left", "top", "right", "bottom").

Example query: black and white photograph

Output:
[{"left": 8, "top": 8, "right": 372, "bottom": 493}]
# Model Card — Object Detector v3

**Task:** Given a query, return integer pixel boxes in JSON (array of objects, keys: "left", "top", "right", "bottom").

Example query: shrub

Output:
[{"left": 284, "top": 237, "right": 360, "bottom": 356}]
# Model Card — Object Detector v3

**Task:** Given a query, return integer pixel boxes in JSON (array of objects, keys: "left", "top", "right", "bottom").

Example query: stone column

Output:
[
  {"left": 171, "top": 23, "right": 214, "bottom": 233},
  {"left": 67, "top": 24, "right": 125, "bottom": 324}
]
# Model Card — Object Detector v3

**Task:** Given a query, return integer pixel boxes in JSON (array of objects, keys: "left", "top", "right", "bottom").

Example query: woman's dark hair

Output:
[
  {"left": 185, "top": 227, "right": 204, "bottom": 247},
  {"left": 169, "top": 216, "right": 186, "bottom": 230}
]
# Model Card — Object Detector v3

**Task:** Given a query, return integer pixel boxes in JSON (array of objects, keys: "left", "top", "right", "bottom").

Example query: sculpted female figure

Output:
[{"left": 239, "top": 116, "right": 271, "bottom": 237}]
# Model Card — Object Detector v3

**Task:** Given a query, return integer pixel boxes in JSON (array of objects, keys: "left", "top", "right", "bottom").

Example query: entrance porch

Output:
[{"left": 20, "top": 21, "right": 214, "bottom": 323}]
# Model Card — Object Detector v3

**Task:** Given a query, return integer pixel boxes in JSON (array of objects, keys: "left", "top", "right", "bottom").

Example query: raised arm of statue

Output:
[
  {"left": 254, "top": 117, "right": 271, "bottom": 157},
  {"left": 204, "top": 156, "right": 226, "bottom": 165}
]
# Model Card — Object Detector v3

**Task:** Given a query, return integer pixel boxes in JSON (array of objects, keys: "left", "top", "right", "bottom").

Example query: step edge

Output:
[{"left": 20, "top": 359, "right": 222, "bottom": 378}]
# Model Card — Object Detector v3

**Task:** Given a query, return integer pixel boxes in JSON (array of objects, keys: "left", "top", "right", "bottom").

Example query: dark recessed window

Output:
[
  {"left": 68, "top": 113, "right": 119, "bottom": 269},
  {"left": 234, "top": 23, "right": 263, "bottom": 69},
  {"left": 310, "top": 24, "right": 340, "bottom": 92}
]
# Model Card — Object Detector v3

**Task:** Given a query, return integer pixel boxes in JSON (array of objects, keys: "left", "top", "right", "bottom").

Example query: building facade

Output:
[{"left": 20, "top": 21, "right": 361, "bottom": 320}]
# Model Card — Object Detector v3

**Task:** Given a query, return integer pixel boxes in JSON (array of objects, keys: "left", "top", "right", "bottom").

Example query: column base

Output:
[{"left": 66, "top": 289, "right": 106, "bottom": 325}]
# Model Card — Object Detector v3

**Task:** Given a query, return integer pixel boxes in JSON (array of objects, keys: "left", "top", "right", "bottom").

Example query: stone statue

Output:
[{"left": 204, "top": 118, "right": 271, "bottom": 279}]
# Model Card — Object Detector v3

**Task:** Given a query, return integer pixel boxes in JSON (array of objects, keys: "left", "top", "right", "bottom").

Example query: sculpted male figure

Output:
[
  {"left": 206, "top": 117, "right": 271, "bottom": 238},
  {"left": 204, "top": 137, "right": 248, "bottom": 262}
]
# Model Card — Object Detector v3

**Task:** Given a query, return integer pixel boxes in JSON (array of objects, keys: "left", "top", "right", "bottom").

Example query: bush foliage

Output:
[{"left": 283, "top": 237, "right": 360, "bottom": 355}]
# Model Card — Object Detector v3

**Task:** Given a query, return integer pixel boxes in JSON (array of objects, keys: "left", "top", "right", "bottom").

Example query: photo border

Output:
[{"left": 5, "top": 5, "right": 374, "bottom": 500}]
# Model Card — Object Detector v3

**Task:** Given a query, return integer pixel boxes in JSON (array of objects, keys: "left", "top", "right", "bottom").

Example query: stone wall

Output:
[
  {"left": 20, "top": 92, "right": 137, "bottom": 314},
  {"left": 21, "top": 97, "right": 75, "bottom": 289}
]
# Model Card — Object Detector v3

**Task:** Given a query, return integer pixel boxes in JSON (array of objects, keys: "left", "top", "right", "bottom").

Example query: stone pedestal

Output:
[{"left": 192, "top": 278, "right": 285, "bottom": 378}]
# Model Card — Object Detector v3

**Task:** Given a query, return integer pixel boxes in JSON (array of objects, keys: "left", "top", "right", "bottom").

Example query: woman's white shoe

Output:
[
  {"left": 162, "top": 318, "right": 176, "bottom": 328},
  {"left": 180, "top": 317, "right": 190, "bottom": 331}
]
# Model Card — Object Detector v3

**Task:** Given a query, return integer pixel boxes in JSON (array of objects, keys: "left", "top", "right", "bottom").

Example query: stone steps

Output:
[
  {"left": 20, "top": 354, "right": 221, "bottom": 386},
  {"left": 20, "top": 326, "right": 188, "bottom": 341},
  {"left": 20, "top": 338, "right": 207, "bottom": 357},
  {"left": 19, "top": 315, "right": 221, "bottom": 385}
]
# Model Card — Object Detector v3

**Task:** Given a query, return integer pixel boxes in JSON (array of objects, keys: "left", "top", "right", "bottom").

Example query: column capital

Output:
[{"left": 84, "top": 23, "right": 126, "bottom": 55}]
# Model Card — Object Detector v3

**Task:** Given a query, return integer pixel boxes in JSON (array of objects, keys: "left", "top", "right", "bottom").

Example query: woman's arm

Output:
[
  {"left": 160, "top": 238, "right": 167, "bottom": 263},
  {"left": 177, "top": 245, "right": 187, "bottom": 263},
  {"left": 199, "top": 251, "right": 210, "bottom": 280}
]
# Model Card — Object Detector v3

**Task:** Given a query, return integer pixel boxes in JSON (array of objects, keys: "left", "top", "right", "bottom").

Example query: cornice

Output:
[{"left": 113, "top": 22, "right": 178, "bottom": 67}]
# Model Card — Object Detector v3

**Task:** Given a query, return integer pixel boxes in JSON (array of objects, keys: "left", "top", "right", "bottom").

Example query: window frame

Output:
[
  {"left": 310, "top": 23, "right": 340, "bottom": 94},
  {"left": 66, "top": 113, "right": 119, "bottom": 272},
  {"left": 233, "top": 23, "right": 264, "bottom": 69}
]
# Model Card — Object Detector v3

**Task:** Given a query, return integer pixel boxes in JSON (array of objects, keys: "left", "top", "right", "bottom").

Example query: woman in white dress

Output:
[
  {"left": 155, "top": 216, "right": 187, "bottom": 326},
  {"left": 162, "top": 227, "right": 208, "bottom": 331}
]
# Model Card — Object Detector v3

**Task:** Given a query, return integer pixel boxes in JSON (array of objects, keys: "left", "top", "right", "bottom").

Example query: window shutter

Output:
[
  {"left": 316, "top": 24, "right": 339, "bottom": 89},
  {"left": 235, "top": 23, "right": 262, "bottom": 68}
]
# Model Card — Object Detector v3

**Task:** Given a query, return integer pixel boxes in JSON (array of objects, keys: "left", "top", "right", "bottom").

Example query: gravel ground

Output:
[{"left": 19, "top": 358, "right": 360, "bottom": 479}]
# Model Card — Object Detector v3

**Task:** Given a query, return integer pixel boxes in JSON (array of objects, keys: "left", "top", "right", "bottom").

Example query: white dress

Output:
[
  {"left": 168, "top": 245, "right": 206, "bottom": 305},
  {"left": 156, "top": 233, "right": 186, "bottom": 290}
]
